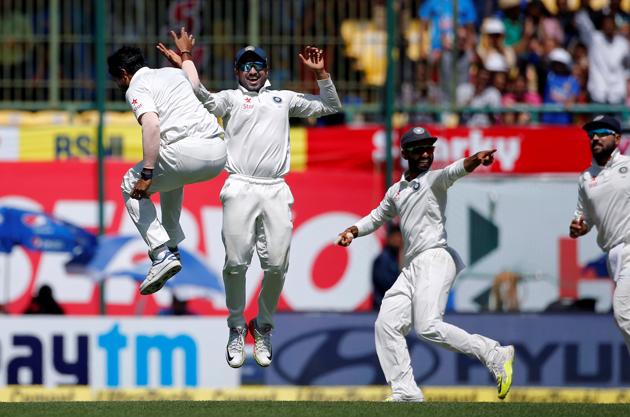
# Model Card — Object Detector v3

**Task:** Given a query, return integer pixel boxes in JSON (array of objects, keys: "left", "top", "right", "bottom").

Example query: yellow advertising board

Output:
[
  {"left": 19, "top": 125, "right": 142, "bottom": 161},
  {"left": 16, "top": 124, "right": 307, "bottom": 170}
]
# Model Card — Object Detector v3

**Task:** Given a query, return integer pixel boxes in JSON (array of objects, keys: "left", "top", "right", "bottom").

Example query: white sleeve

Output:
[
  {"left": 195, "top": 85, "right": 233, "bottom": 118},
  {"left": 436, "top": 158, "right": 468, "bottom": 189},
  {"left": 288, "top": 77, "right": 342, "bottom": 118},
  {"left": 575, "top": 177, "right": 593, "bottom": 228},
  {"left": 575, "top": 10, "right": 595, "bottom": 49},
  {"left": 354, "top": 188, "right": 397, "bottom": 237},
  {"left": 181, "top": 60, "right": 233, "bottom": 117},
  {"left": 126, "top": 81, "right": 157, "bottom": 122}
]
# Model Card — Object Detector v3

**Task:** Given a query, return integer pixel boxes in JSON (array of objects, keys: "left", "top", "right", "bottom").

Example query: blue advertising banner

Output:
[{"left": 267, "top": 313, "right": 630, "bottom": 387}]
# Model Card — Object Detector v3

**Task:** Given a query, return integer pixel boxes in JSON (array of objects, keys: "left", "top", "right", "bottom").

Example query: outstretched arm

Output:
[
  {"left": 290, "top": 46, "right": 342, "bottom": 117},
  {"left": 156, "top": 27, "right": 201, "bottom": 89},
  {"left": 335, "top": 190, "right": 397, "bottom": 247},
  {"left": 464, "top": 149, "right": 496, "bottom": 173}
]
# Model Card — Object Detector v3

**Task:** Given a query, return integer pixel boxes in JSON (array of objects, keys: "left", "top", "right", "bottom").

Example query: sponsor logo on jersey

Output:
[
  {"left": 242, "top": 96, "right": 254, "bottom": 110},
  {"left": 131, "top": 98, "right": 142, "bottom": 112},
  {"left": 273, "top": 96, "right": 282, "bottom": 103}
]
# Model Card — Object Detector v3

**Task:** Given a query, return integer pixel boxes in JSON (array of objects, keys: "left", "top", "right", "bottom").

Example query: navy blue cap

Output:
[
  {"left": 400, "top": 126, "right": 438, "bottom": 148},
  {"left": 582, "top": 115, "right": 621, "bottom": 134},
  {"left": 234, "top": 45, "right": 268, "bottom": 67}
]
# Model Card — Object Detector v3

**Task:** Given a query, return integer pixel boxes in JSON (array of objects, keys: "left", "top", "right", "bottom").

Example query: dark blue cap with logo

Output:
[
  {"left": 582, "top": 115, "right": 621, "bottom": 134},
  {"left": 400, "top": 126, "right": 438, "bottom": 148},
  {"left": 234, "top": 45, "right": 268, "bottom": 67}
]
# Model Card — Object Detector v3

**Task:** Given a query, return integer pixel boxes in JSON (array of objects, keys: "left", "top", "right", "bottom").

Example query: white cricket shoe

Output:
[
  {"left": 384, "top": 394, "right": 424, "bottom": 402},
  {"left": 139, "top": 250, "right": 181, "bottom": 295},
  {"left": 249, "top": 319, "right": 273, "bottom": 367},
  {"left": 488, "top": 345, "right": 515, "bottom": 400},
  {"left": 226, "top": 327, "right": 247, "bottom": 368}
]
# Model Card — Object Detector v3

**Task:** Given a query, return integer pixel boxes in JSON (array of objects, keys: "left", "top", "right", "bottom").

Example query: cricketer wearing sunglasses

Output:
[
  {"left": 157, "top": 28, "right": 342, "bottom": 369},
  {"left": 570, "top": 115, "right": 630, "bottom": 354},
  {"left": 336, "top": 127, "right": 514, "bottom": 402}
]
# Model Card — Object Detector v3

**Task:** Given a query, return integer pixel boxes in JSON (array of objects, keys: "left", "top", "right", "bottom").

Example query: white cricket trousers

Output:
[
  {"left": 375, "top": 247, "right": 500, "bottom": 399},
  {"left": 220, "top": 174, "right": 294, "bottom": 329},
  {"left": 121, "top": 136, "right": 226, "bottom": 250},
  {"left": 608, "top": 243, "right": 630, "bottom": 354}
]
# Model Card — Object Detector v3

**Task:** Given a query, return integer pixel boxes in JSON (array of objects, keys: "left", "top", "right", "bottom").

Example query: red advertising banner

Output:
[
  {"left": 310, "top": 125, "right": 610, "bottom": 174},
  {"left": 0, "top": 162, "right": 385, "bottom": 316}
]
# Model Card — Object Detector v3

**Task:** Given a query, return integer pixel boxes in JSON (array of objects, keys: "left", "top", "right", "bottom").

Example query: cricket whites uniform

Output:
[
  {"left": 193, "top": 78, "right": 342, "bottom": 329},
  {"left": 575, "top": 149, "right": 630, "bottom": 352},
  {"left": 354, "top": 159, "right": 504, "bottom": 400},
  {"left": 122, "top": 67, "right": 226, "bottom": 251}
]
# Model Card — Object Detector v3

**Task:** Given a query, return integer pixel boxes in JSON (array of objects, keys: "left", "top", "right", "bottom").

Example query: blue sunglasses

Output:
[
  {"left": 237, "top": 61, "right": 267, "bottom": 72},
  {"left": 403, "top": 145, "right": 435, "bottom": 154},
  {"left": 588, "top": 129, "right": 617, "bottom": 139}
]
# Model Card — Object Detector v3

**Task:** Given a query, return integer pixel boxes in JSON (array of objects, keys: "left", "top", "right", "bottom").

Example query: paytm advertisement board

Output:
[
  {"left": 268, "top": 313, "right": 630, "bottom": 387},
  {"left": 0, "top": 317, "right": 239, "bottom": 388}
]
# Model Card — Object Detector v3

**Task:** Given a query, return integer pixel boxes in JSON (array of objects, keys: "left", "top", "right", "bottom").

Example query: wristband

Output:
[
  {"left": 181, "top": 51, "right": 192, "bottom": 56},
  {"left": 140, "top": 168, "right": 154, "bottom": 180}
]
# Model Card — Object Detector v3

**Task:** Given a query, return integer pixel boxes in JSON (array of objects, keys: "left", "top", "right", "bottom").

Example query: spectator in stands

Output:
[
  {"left": 419, "top": 0, "right": 477, "bottom": 60},
  {"left": 556, "top": 0, "right": 579, "bottom": 48},
  {"left": 526, "top": 0, "right": 564, "bottom": 46},
  {"left": 542, "top": 48, "right": 579, "bottom": 125},
  {"left": 502, "top": 71, "right": 542, "bottom": 125},
  {"left": 372, "top": 224, "right": 402, "bottom": 311},
  {"left": 437, "top": 26, "right": 476, "bottom": 105},
  {"left": 400, "top": 59, "right": 441, "bottom": 123},
  {"left": 499, "top": 0, "right": 524, "bottom": 48},
  {"left": 457, "top": 58, "right": 503, "bottom": 127},
  {"left": 576, "top": 0, "right": 630, "bottom": 105},
  {"left": 487, "top": 53, "right": 510, "bottom": 96},
  {"left": 478, "top": 17, "right": 516, "bottom": 70},
  {"left": 24, "top": 285, "right": 64, "bottom": 315}
]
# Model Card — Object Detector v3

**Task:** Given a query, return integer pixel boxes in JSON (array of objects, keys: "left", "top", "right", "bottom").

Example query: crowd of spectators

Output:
[{"left": 399, "top": 0, "right": 630, "bottom": 126}]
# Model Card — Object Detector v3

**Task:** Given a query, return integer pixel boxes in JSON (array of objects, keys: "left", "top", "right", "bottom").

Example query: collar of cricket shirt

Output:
[
  {"left": 129, "top": 66, "right": 151, "bottom": 85},
  {"left": 238, "top": 79, "right": 272, "bottom": 95}
]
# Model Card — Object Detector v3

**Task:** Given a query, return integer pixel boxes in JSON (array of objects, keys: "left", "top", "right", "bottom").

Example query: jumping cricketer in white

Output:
[
  {"left": 336, "top": 127, "right": 514, "bottom": 402},
  {"left": 570, "top": 115, "right": 630, "bottom": 354},
  {"left": 158, "top": 28, "right": 342, "bottom": 368},
  {"left": 108, "top": 46, "right": 227, "bottom": 296}
]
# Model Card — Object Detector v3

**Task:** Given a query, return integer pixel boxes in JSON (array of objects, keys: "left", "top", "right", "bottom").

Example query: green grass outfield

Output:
[{"left": 1, "top": 401, "right": 630, "bottom": 417}]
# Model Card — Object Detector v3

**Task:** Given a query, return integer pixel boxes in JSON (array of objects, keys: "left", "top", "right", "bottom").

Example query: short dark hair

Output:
[{"left": 107, "top": 46, "right": 147, "bottom": 78}]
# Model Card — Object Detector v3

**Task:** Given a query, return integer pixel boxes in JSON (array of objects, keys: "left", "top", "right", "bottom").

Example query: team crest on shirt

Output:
[
  {"left": 273, "top": 96, "right": 282, "bottom": 103},
  {"left": 412, "top": 182, "right": 421, "bottom": 191},
  {"left": 620, "top": 166, "right": 628, "bottom": 174}
]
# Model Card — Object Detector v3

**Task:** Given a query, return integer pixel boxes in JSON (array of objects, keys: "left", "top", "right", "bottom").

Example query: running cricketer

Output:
[
  {"left": 570, "top": 114, "right": 630, "bottom": 353},
  {"left": 336, "top": 127, "right": 514, "bottom": 402},
  {"left": 107, "top": 46, "right": 227, "bottom": 295},
  {"left": 157, "top": 29, "right": 342, "bottom": 368}
]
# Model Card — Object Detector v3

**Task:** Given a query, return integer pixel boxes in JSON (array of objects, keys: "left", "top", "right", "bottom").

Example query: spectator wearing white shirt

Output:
[{"left": 576, "top": 2, "right": 630, "bottom": 104}]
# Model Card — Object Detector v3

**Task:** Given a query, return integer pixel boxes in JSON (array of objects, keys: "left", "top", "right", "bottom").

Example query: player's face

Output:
[
  {"left": 235, "top": 60, "right": 268, "bottom": 92},
  {"left": 114, "top": 71, "right": 132, "bottom": 91},
  {"left": 402, "top": 144, "right": 435, "bottom": 172},
  {"left": 588, "top": 129, "right": 620, "bottom": 158}
]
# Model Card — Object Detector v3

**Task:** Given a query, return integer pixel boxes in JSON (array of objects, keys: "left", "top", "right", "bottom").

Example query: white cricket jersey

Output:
[
  {"left": 575, "top": 149, "right": 630, "bottom": 252},
  {"left": 355, "top": 159, "right": 469, "bottom": 265},
  {"left": 194, "top": 78, "right": 342, "bottom": 178},
  {"left": 126, "top": 67, "right": 223, "bottom": 144}
]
